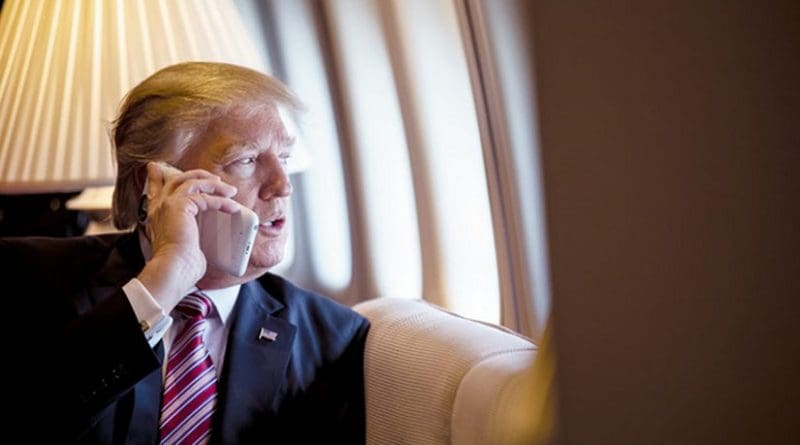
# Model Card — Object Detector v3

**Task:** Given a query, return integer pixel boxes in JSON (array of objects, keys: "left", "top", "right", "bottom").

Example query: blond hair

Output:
[{"left": 111, "top": 62, "right": 301, "bottom": 229}]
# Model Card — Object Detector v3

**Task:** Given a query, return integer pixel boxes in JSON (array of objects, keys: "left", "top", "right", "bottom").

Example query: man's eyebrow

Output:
[
  {"left": 216, "top": 133, "right": 295, "bottom": 163},
  {"left": 213, "top": 141, "right": 256, "bottom": 164},
  {"left": 273, "top": 124, "right": 297, "bottom": 149}
]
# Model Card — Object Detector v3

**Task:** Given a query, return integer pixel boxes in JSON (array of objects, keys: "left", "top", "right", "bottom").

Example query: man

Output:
[{"left": 3, "top": 62, "right": 369, "bottom": 444}]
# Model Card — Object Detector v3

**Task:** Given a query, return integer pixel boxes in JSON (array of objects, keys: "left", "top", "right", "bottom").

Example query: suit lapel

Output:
[{"left": 213, "top": 280, "right": 296, "bottom": 444}]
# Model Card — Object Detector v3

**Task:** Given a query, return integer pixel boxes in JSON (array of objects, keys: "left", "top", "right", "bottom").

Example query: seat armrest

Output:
[{"left": 354, "top": 298, "right": 538, "bottom": 445}]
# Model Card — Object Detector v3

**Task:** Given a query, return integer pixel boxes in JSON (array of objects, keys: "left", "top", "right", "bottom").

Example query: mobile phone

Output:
[{"left": 145, "top": 162, "right": 259, "bottom": 277}]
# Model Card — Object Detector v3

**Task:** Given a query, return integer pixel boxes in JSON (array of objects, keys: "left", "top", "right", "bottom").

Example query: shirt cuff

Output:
[{"left": 123, "top": 278, "right": 173, "bottom": 348}]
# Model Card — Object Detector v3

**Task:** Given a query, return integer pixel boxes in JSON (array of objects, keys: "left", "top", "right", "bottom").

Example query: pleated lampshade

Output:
[{"left": 0, "top": 0, "right": 309, "bottom": 196}]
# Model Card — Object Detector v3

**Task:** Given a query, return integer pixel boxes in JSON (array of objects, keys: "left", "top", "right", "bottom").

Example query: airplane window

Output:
[
  {"left": 262, "top": 0, "right": 353, "bottom": 291},
  {"left": 241, "top": 0, "right": 516, "bottom": 324},
  {"left": 385, "top": 0, "right": 500, "bottom": 323},
  {"left": 459, "top": 0, "right": 549, "bottom": 337},
  {"left": 325, "top": 0, "right": 423, "bottom": 300}
]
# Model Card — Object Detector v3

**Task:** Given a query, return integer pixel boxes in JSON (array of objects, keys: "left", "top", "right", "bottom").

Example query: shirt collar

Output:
[{"left": 199, "top": 285, "right": 240, "bottom": 325}]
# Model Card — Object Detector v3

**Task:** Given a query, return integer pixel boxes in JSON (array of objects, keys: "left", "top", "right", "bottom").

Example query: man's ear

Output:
[{"left": 134, "top": 163, "right": 149, "bottom": 196}]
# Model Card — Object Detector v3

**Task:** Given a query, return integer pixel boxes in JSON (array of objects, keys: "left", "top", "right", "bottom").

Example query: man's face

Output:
[{"left": 178, "top": 105, "right": 293, "bottom": 276}]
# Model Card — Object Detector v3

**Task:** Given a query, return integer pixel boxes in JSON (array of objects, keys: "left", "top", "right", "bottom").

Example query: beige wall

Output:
[{"left": 530, "top": 2, "right": 800, "bottom": 443}]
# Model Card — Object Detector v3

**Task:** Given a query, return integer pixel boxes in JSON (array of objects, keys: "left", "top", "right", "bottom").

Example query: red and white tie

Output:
[{"left": 159, "top": 293, "right": 217, "bottom": 445}]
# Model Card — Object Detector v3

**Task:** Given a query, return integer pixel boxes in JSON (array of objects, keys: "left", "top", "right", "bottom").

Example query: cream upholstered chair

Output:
[{"left": 353, "top": 298, "right": 543, "bottom": 445}]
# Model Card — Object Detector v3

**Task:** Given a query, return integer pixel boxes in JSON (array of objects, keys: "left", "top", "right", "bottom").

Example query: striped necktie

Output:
[{"left": 159, "top": 293, "right": 217, "bottom": 445}]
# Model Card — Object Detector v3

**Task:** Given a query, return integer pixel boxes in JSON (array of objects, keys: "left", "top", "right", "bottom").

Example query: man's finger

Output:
[{"left": 186, "top": 194, "right": 243, "bottom": 215}]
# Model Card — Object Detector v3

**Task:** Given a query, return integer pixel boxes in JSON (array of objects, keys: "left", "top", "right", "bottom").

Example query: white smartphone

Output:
[{"left": 145, "top": 162, "right": 259, "bottom": 277}]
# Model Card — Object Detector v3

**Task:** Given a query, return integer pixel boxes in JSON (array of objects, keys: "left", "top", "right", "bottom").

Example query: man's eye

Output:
[
  {"left": 225, "top": 156, "right": 258, "bottom": 177},
  {"left": 279, "top": 154, "right": 291, "bottom": 165}
]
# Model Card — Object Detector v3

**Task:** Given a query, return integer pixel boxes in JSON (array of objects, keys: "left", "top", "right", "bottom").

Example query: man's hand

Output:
[{"left": 136, "top": 162, "right": 240, "bottom": 312}]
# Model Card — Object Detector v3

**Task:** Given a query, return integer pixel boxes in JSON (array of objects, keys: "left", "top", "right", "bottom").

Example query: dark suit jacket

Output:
[{"left": 2, "top": 232, "right": 369, "bottom": 444}]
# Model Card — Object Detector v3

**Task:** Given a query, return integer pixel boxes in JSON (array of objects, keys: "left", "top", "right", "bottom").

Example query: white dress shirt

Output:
[
  {"left": 122, "top": 278, "right": 241, "bottom": 377},
  {"left": 122, "top": 233, "right": 240, "bottom": 378}
]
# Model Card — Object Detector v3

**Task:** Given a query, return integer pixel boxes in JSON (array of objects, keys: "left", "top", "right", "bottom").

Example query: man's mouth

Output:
[{"left": 260, "top": 216, "right": 286, "bottom": 231}]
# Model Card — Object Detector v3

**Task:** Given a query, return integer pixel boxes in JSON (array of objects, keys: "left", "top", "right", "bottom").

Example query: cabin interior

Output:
[{"left": 1, "top": 1, "right": 798, "bottom": 444}]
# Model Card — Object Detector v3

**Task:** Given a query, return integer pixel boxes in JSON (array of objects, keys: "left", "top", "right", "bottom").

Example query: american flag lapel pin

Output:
[{"left": 259, "top": 327, "right": 278, "bottom": 342}]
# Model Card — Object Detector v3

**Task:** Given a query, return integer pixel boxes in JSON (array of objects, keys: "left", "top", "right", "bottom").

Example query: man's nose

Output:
[{"left": 258, "top": 156, "right": 292, "bottom": 200}]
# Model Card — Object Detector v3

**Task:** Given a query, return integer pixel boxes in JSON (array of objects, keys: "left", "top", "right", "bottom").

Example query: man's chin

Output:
[
  {"left": 248, "top": 241, "right": 286, "bottom": 270},
  {"left": 244, "top": 262, "right": 271, "bottom": 276},
  {"left": 247, "top": 250, "right": 282, "bottom": 268}
]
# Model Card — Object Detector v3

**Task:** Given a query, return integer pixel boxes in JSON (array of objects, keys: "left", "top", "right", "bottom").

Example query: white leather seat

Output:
[{"left": 353, "top": 298, "right": 542, "bottom": 445}]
